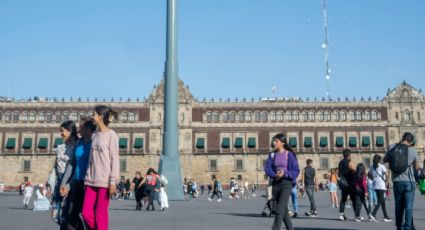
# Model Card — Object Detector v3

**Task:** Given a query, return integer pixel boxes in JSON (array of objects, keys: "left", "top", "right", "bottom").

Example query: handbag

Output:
[{"left": 419, "top": 179, "right": 425, "bottom": 195}]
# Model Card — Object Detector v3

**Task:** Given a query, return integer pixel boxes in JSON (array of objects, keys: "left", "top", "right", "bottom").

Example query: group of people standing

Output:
[
  {"left": 49, "top": 105, "right": 120, "bottom": 230},
  {"left": 265, "top": 132, "right": 420, "bottom": 230}
]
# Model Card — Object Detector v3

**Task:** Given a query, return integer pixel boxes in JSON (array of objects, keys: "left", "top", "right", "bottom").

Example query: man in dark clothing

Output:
[
  {"left": 338, "top": 149, "right": 357, "bottom": 221},
  {"left": 132, "top": 172, "right": 144, "bottom": 210},
  {"left": 208, "top": 178, "right": 222, "bottom": 202},
  {"left": 302, "top": 159, "right": 318, "bottom": 217}
]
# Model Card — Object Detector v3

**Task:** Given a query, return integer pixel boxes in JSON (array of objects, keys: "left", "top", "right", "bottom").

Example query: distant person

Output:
[
  {"left": 264, "top": 133, "right": 300, "bottom": 230},
  {"left": 33, "top": 184, "right": 50, "bottom": 211},
  {"left": 132, "top": 172, "right": 144, "bottom": 210},
  {"left": 384, "top": 132, "right": 418, "bottom": 230},
  {"left": 82, "top": 105, "right": 119, "bottom": 230},
  {"left": 157, "top": 174, "right": 169, "bottom": 211},
  {"left": 208, "top": 177, "right": 222, "bottom": 202},
  {"left": 23, "top": 182, "right": 33, "bottom": 209},
  {"left": 142, "top": 168, "right": 159, "bottom": 211},
  {"left": 328, "top": 168, "right": 339, "bottom": 208}
]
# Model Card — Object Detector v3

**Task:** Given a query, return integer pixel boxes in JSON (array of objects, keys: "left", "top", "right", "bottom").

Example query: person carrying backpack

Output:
[
  {"left": 383, "top": 132, "right": 418, "bottom": 230},
  {"left": 337, "top": 149, "right": 357, "bottom": 221}
]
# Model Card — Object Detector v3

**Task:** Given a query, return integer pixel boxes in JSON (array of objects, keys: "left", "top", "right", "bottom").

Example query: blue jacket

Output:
[{"left": 264, "top": 151, "right": 300, "bottom": 186}]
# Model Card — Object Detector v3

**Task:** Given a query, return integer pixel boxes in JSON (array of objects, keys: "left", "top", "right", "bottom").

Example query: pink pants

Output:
[{"left": 82, "top": 186, "right": 110, "bottom": 230}]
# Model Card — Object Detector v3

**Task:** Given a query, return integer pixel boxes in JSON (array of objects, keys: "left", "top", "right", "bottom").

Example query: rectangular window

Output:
[
  {"left": 119, "top": 159, "right": 127, "bottom": 173},
  {"left": 237, "top": 175, "right": 242, "bottom": 181},
  {"left": 236, "top": 159, "right": 244, "bottom": 170},
  {"left": 209, "top": 159, "right": 218, "bottom": 171},
  {"left": 23, "top": 160, "right": 31, "bottom": 172},
  {"left": 395, "top": 112, "right": 399, "bottom": 120},
  {"left": 320, "top": 158, "right": 329, "bottom": 170}
]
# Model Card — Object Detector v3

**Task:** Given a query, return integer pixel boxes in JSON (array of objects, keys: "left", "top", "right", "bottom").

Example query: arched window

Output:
[
  {"left": 28, "top": 112, "right": 36, "bottom": 121},
  {"left": 22, "top": 112, "right": 28, "bottom": 121},
  {"left": 229, "top": 112, "right": 236, "bottom": 122},
  {"left": 0, "top": 112, "right": 2, "bottom": 121},
  {"left": 3, "top": 112, "right": 11, "bottom": 121},
  {"left": 128, "top": 112, "right": 135, "bottom": 121},
  {"left": 340, "top": 111, "right": 347, "bottom": 121},
  {"left": 303, "top": 112, "right": 309, "bottom": 121},
  {"left": 212, "top": 112, "right": 219, "bottom": 122},
  {"left": 255, "top": 112, "right": 261, "bottom": 122},
  {"left": 325, "top": 112, "right": 331, "bottom": 121},
  {"left": 318, "top": 111, "right": 324, "bottom": 121},
  {"left": 276, "top": 111, "right": 283, "bottom": 121},
  {"left": 79, "top": 112, "right": 86, "bottom": 119},
  {"left": 206, "top": 112, "right": 212, "bottom": 122},
  {"left": 371, "top": 111, "right": 378, "bottom": 120},
  {"left": 364, "top": 111, "right": 371, "bottom": 120},
  {"left": 222, "top": 112, "right": 228, "bottom": 122},
  {"left": 270, "top": 112, "right": 276, "bottom": 121},
  {"left": 308, "top": 111, "right": 315, "bottom": 121},
  {"left": 238, "top": 112, "right": 244, "bottom": 122},
  {"left": 349, "top": 111, "right": 355, "bottom": 121},
  {"left": 287, "top": 112, "right": 293, "bottom": 121},
  {"left": 244, "top": 112, "right": 252, "bottom": 121},
  {"left": 119, "top": 112, "right": 128, "bottom": 121},
  {"left": 62, "top": 111, "right": 69, "bottom": 121},
  {"left": 70, "top": 112, "right": 78, "bottom": 121},
  {"left": 293, "top": 112, "right": 299, "bottom": 121},
  {"left": 38, "top": 112, "right": 45, "bottom": 121},
  {"left": 356, "top": 111, "right": 362, "bottom": 121},
  {"left": 261, "top": 111, "right": 268, "bottom": 122},
  {"left": 46, "top": 112, "right": 53, "bottom": 123}
]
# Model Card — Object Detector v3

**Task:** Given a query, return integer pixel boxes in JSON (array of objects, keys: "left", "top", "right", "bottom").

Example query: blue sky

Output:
[{"left": 0, "top": 0, "right": 424, "bottom": 101}]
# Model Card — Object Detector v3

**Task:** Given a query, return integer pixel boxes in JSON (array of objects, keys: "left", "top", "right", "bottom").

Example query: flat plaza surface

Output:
[{"left": 1, "top": 190, "right": 424, "bottom": 230}]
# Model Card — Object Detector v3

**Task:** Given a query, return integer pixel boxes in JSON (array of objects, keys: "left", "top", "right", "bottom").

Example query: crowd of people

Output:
[{"left": 265, "top": 132, "right": 422, "bottom": 230}]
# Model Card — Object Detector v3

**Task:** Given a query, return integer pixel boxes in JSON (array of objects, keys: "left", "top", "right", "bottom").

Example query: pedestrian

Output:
[
  {"left": 302, "top": 159, "right": 318, "bottom": 217},
  {"left": 23, "top": 181, "right": 33, "bottom": 209},
  {"left": 208, "top": 177, "right": 222, "bottom": 202},
  {"left": 338, "top": 149, "right": 357, "bottom": 221},
  {"left": 328, "top": 168, "right": 339, "bottom": 208},
  {"left": 132, "top": 172, "right": 144, "bottom": 210},
  {"left": 142, "top": 168, "right": 159, "bottom": 211},
  {"left": 370, "top": 154, "right": 392, "bottom": 222},
  {"left": 288, "top": 183, "right": 299, "bottom": 218},
  {"left": 367, "top": 176, "right": 377, "bottom": 211},
  {"left": 207, "top": 183, "right": 212, "bottom": 196},
  {"left": 59, "top": 117, "right": 95, "bottom": 229},
  {"left": 33, "top": 184, "right": 50, "bottom": 211},
  {"left": 157, "top": 174, "right": 169, "bottom": 211},
  {"left": 200, "top": 184, "right": 205, "bottom": 196},
  {"left": 251, "top": 182, "right": 257, "bottom": 197},
  {"left": 264, "top": 133, "right": 300, "bottom": 230},
  {"left": 82, "top": 105, "right": 120, "bottom": 230},
  {"left": 353, "top": 163, "right": 372, "bottom": 222},
  {"left": 51, "top": 120, "right": 78, "bottom": 225},
  {"left": 384, "top": 132, "right": 418, "bottom": 230}
]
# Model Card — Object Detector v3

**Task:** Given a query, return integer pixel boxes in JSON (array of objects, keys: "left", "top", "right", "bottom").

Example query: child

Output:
[
  {"left": 82, "top": 105, "right": 119, "bottom": 230},
  {"left": 354, "top": 163, "right": 372, "bottom": 222}
]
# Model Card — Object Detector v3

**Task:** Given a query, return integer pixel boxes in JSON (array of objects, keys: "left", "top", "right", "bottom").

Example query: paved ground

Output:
[{"left": 1, "top": 190, "right": 425, "bottom": 230}]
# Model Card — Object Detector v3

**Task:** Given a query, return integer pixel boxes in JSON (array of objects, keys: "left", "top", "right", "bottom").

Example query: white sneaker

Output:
[
  {"left": 208, "top": 198, "right": 212, "bottom": 202},
  {"left": 339, "top": 213, "right": 347, "bottom": 221},
  {"left": 369, "top": 214, "right": 377, "bottom": 222},
  {"left": 384, "top": 218, "right": 393, "bottom": 222},
  {"left": 360, "top": 216, "right": 364, "bottom": 221},
  {"left": 217, "top": 199, "right": 222, "bottom": 202}
]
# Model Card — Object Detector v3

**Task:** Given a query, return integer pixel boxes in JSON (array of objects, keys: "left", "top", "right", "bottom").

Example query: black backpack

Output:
[{"left": 387, "top": 144, "right": 409, "bottom": 174}]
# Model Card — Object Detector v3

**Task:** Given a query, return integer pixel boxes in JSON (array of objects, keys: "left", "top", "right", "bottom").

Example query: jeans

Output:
[
  {"left": 368, "top": 184, "right": 377, "bottom": 205},
  {"left": 372, "top": 189, "right": 390, "bottom": 219},
  {"left": 272, "top": 179, "right": 293, "bottom": 230},
  {"left": 393, "top": 181, "right": 415, "bottom": 230},
  {"left": 305, "top": 185, "right": 316, "bottom": 212},
  {"left": 288, "top": 186, "right": 299, "bottom": 213}
]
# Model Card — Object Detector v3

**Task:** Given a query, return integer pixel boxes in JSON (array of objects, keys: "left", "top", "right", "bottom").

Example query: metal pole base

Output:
[{"left": 158, "top": 155, "right": 184, "bottom": 201}]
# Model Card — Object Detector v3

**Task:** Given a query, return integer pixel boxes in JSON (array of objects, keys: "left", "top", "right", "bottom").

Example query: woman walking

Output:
[
  {"left": 328, "top": 168, "right": 339, "bottom": 208},
  {"left": 265, "top": 133, "right": 300, "bottom": 230},
  {"left": 370, "top": 154, "right": 392, "bottom": 222},
  {"left": 353, "top": 163, "right": 372, "bottom": 222},
  {"left": 82, "top": 105, "right": 119, "bottom": 230}
]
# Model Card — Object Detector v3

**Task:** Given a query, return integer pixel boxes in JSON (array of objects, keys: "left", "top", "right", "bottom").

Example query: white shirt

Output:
[
  {"left": 24, "top": 186, "right": 33, "bottom": 197},
  {"left": 372, "top": 164, "right": 387, "bottom": 190}
]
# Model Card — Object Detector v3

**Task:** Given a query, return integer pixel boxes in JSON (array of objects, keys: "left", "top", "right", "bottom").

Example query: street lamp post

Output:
[{"left": 158, "top": 0, "right": 184, "bottom": 200}]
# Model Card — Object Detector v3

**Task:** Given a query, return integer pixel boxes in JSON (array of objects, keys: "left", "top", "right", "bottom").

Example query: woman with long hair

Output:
[
  {"left": 142, "top": 168, "right": 159, "bottom": 211},
  {"left": 370, "top": 154, "right": 392, "bottom": 222},
  {"left": 328, "top": 168, "right": 339, "bottom": 208},
  {"left": 82, "top": 105, "right": 119, "bottom": 230},
  {"left": 354, "top": 163, "right": 372, "bottom": 222},
  {"left": 264, "top": 133, "right": 300, "bottom": 230}
]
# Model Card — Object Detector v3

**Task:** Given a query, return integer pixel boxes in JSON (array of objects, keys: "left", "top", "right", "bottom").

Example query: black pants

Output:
[
  {"left": 210, "top": 191, "right": 220, "bottom": 199},
  {"left": 339, "top": 187, "right": 356, "bottom": 214},
  {"left": 145, "top": 185, "right": 156, "bottom": 210},
  {"left": 372, "top": 189, "right": 389, "bottom": 218},
  {"left": 272, "top": 179, "right": 293, "bottom": 230},
  {"left": 135, "top": 189, "right": 143, "bottom": 209},
  {"left": 354, "top": 193, "right": 370, "bottom": 218}
]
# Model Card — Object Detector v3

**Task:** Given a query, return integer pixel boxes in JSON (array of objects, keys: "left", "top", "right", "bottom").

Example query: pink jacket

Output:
[{"left": 84, "top": 130, "right": 120, "bottom": 188}]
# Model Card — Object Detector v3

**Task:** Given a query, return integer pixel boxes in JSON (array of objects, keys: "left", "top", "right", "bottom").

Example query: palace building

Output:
[{"left": 0, "top": 80, "right": 424, "bottom": 187}]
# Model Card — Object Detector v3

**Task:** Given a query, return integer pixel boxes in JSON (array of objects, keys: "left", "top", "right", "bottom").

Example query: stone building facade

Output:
[{"left": 0, "top": 81, "right": 424, "bottom": 187}]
